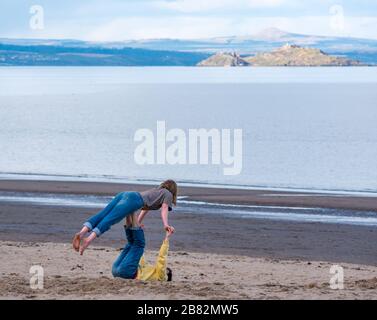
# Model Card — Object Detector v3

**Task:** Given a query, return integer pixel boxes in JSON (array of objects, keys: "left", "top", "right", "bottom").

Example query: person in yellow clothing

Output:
[
  {"left": 136, "top": 230, "right": 173, "bottom": 281},
  {"left": 112, "top": 217, "right": 173, "bottom": 281}
]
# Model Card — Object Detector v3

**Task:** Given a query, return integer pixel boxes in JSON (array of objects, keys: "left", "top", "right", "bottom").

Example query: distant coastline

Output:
[{"left": 1, "top": 28, "right": 377, "bottom": 66}]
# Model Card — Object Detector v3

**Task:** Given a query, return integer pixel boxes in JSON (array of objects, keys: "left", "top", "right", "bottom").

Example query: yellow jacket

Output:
[{"left": 136, "top": 239, "right": 169, "bottom": 281}]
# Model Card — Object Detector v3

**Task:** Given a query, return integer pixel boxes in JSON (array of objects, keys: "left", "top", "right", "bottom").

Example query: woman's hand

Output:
[
  {"left": 164, "top": 225, "right": 175, "bottom": 233},
  {"left": 165, "top": 228, "right": 174, "bottom": 240}
]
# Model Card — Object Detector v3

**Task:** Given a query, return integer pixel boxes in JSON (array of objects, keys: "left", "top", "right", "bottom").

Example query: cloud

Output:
[
  {"left": 84, "top": 14, "right": 377, "bottom": 41},
  {"left": 154, "top": 0, "right": 288, "bottom": 13},
  {"left": 86, "top": 16, "right": 233, "bottom": 40},
  {"left": 1, "top": 0, "right": 377, "bottom": 40}
]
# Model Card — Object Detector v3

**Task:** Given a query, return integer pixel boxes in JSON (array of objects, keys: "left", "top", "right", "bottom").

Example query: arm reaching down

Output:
[
  {"left": 161, "top": 203, "right": 175, "bottom": 233},
  {"left": 156, "top": 230, "right": 173, "bottom": 280}
]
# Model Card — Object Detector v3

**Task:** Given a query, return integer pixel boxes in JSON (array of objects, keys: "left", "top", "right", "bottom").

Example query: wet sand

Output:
[
  {"left": 1, "top": 202, "right": 377, "bottom": 265},
  {"left": 1, "top": 179, "right": 377, "bottom": 211},
  {"left": 0, "top": 179, "right": 376, "bottom": 299}
]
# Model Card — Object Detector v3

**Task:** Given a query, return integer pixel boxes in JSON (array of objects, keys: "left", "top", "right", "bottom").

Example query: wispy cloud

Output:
[
  {"left": 0, "top": 0, "right": 376, "bottom": 40},
  {"left": 155, "top": 0, "right": 289, "bottom": 13},
  {"left": 86, "top": 16, "right": 232, "bottom": 40},
  {"left": 84, "top": 15, "right": 377, "bottom": 41}
]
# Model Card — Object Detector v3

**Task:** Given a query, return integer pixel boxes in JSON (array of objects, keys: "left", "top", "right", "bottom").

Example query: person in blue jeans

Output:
[
  {"left": 113, "top": 224, "right": 173, "bottom": 281},
  {"left": 112, "top": 225, "right": 146, "bottom": 279},
  {"left": 72, "top": 180, "right": 177, "bottom": 255}
]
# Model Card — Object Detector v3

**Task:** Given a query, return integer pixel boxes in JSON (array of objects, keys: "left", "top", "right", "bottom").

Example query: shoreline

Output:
[
  {"left": 1, "top": 179, "right": 377, "bottom": 212},
  {"left": 2, "top": 173, "right": 377, "bottom": 196}
]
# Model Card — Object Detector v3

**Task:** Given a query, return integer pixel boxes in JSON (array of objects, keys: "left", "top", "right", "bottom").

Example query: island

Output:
[{"left": 197, "top": 44, "right": 364, "bottom": 67}]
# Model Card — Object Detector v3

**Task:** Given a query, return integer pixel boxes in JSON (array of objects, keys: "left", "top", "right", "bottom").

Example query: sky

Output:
[{"left": 1, "top": 0, "right": 377, "bottom": 41}]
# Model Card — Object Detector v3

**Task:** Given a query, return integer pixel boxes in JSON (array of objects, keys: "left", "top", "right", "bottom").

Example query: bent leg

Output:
[
  {"left": 113, "top": 228, "right": 145, "bottom": 279},
  {"left": 112, "top": 228, "right": 134, "bottom": 276},
  {"left": 93, "top": 193, "right": 143, "bottom": 236},
  {"left": 84, "top": 192, "right": 124, "bottom": 231},
  {"left": 112, "top": 244, "right": 131, "bottom": 277}
]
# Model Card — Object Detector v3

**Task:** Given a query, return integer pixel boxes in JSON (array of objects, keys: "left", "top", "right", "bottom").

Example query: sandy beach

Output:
[
  {"left": 1, "top": 241, "right": 377, "bottom": 300},
  {"left": 0, "top": 179, "right": 376, "bottom": 299}
]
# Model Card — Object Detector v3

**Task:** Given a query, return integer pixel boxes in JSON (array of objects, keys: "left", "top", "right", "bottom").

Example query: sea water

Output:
[{"left": 0, "top": 67, "right": 376, "bottom": 193}]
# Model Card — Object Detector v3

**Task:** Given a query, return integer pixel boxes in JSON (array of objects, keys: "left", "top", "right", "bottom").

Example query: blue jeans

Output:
[
  {"left": 112, "top": 226, "right": 145, "bottom": 279},
  {"left": 84, "top": 191, "right": 144, "bottom": 237}
]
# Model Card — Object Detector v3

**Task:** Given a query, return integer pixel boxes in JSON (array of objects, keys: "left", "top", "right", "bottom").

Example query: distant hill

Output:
[
  {"left": 197, "top": 52, "right": 249, "bottom": 67},
  {"left": 244, "top": 44, "right": 363, "bottom": 66},
  {"left": 0, "top": 43, "right": 209, "bottom": 66},
  {"left": 118, "top": 28, "right": 377, "bottom": 65}
]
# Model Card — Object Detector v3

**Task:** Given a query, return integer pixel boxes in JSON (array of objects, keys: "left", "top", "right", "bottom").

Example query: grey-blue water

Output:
[{"left": 0, "top": 67, "right": 377, "bottom": 193}]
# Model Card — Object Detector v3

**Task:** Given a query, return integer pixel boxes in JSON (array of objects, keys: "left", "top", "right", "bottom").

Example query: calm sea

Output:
[{"left": 0, "top": 67, "right": 376, "bottom": 193}]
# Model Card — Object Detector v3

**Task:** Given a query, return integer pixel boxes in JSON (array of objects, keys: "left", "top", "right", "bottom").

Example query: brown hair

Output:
[
  {"left": 166, "top": 267, "right": 172, "bottom": 282},
  {"left": 159, "top": 179, "right": 178, "bottom": 206}
]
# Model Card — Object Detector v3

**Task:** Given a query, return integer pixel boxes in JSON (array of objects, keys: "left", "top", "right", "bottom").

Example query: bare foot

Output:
[
  {"left": 79, "top": 232, "right": 96, "bottom": 255},
  {"left": 72, "top": 233, "right": 81, "bottom": 252},
  {"left": 79, "top": 238, "right": 90, "bottom": 255}
]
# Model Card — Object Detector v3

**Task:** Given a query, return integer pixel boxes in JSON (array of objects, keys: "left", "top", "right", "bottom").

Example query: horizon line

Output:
[{"left": 2, "top": 28, "right": 377, "bottom": 43}]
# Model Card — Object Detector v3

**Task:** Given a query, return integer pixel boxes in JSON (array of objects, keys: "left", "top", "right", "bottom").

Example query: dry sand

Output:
[{"left": 1, "top": 241, "right": 377, "bottom": 300}]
